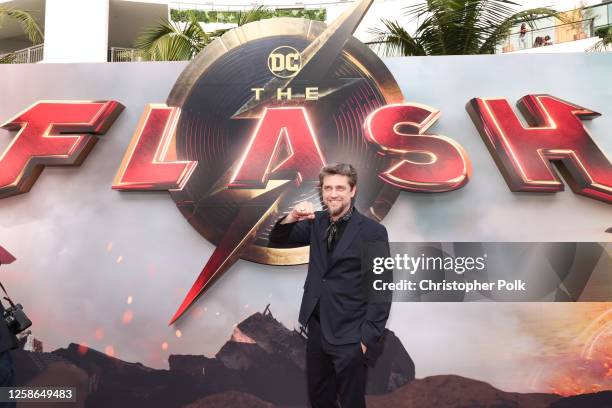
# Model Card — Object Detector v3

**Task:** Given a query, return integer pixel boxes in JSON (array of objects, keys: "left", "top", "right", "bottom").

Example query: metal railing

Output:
[
  {"left": 499, "top": 18, "right": 595, "bottom": 53},
  {"left": 109, "top": 47, "right": 148, "bottom": 62},
  {"left": 1, "top": 46, "right": 149, "bottom": 63},
  {"left": 0, "top": 44, "right": 44, "bottom": 64}
]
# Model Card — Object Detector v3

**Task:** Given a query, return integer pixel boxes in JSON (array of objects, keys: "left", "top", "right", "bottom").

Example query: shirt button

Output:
[{"left": 321, "top": 278, "right": 326, "bottom": 282}]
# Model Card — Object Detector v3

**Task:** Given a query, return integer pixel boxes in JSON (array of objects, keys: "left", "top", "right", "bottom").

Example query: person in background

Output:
[
  {"left": 519, "top": 23, "right": 528, "bottom": 49},
  {"left": 544, "top": 35, "right": 553, "bottom": 46},
  {"left": 534, "top": 36, "right": 544, "bottom": 47}
]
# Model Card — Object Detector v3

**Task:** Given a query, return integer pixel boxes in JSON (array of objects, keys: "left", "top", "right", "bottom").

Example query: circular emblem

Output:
[
  {"left": 167, "top": 18, "right": 404, "bottom": 266},
  {"left": 267, "top": 46, "right": 302, "bottom": 78}
]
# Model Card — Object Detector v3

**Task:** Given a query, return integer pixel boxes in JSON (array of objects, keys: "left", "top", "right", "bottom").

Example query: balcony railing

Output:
[
  {"left": 109, "top": 47, "right": 148, "bottom": 62},
  {"left": 499, "top": 18, "right": 595, "bottom": 53},
  {"left": 1, "top": 46, "right": 149, "bottom": 63},
  {"left": 0, "top": 44, "right": 44, "bottom": 64}
]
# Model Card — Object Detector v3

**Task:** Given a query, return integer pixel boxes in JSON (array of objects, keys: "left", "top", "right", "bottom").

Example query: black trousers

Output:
[{"left": 306, "top": 315, "right": 367, "bottom": 408}]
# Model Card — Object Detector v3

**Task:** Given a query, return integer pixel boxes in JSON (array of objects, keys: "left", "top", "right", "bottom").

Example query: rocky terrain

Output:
[
  {"left": 13, "top": 308, "right": 413, "bottom": 407},
  {"left": 12, "top": 307, "right": 612, "bottom": 407}
]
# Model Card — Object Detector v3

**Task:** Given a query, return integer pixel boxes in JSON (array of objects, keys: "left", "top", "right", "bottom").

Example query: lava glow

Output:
[
  {"left": 230, "top": 327, "right": 256, "bottom": 344},
  {"left": 122, "top": 310, "right": 134, "bottom": 325},
  {"left": 95, "top": 327, "right": 105, "bottom": 340},
  {"left": 77, "top": 343, "right": 89, "bottom": 355},
  {"left": 105, "top": 345, "right": 115, "bottom": 357},
  {"left": 520, "top": 304, "right": 612, "bottom": 396},
  {"left": 545, "top": 356, "right": 612, "bottom": 396}
]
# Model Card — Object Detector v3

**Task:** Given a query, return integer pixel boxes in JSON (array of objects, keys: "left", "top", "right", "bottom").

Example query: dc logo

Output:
[{"left": 267, "top": 46, "right": 302, "bottom": 78}]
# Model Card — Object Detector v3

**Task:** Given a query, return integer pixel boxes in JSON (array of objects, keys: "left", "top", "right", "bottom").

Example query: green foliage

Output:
[
  {"left": 369, "top": 0, "right": 558, "bottom": 56},
  {"left": 274, "top": 8, "right": 327, "bottom": 21},
  {"left": 588, "top": 24, "right": 612, "bottom": 51},
  {"left": 170, "top": 7, "right": 326, "bottom": 23},
  {"left": 137, "top": 6, "right": 279, "bottom": 61},
  {"left": 0, "top": 6, "right": 43, "bottom": 64},
  {"left": 0, "top": 52, "right": 16, "bottom": 64},
  {"left": 595, "top": 25, "right": 611, "bottom": 39},
  {"left": 135, "top": 17, "right": 211, "bottom": 61},
  {"left": 0, "top": 6, "right": 44, "bottom": 45}
]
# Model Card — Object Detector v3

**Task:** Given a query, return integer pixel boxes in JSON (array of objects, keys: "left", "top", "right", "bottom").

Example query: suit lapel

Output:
[{"left": 317, "top": 214, "right": 329, "bottom": 272}]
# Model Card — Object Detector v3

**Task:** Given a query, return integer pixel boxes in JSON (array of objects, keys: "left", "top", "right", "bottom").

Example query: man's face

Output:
[{"left": 321, "top": 174, "right": 356, "bottom": 218}]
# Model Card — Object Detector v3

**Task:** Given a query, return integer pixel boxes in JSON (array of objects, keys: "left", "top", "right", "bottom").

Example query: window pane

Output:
[{"left": 589, "top": 4, "right": 608, "bottom": 28}]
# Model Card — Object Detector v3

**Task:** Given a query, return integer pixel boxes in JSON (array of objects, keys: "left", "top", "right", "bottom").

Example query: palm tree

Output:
[
  {"left": 0, "top": 6, "right": 44, "bottom": 63},
  {"left": 134, "top": 18, "right": 210, "bottom": 61},
  {"left": 369, "top": 0, "right": 558, "bottom": 56},
  {"left": 135, "top": 6, "right": 273, "bottom": 61}
]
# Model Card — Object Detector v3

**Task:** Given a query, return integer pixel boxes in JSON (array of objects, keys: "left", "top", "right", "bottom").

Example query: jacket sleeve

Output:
[
  {"left": 361, "top": 224, "right": 392, "bottom": 348},
  {"left": 268, "top": 215, "right": 312, "bottom": 247}
]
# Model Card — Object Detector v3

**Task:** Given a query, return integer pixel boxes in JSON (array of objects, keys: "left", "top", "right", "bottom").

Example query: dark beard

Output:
[{"left": 328, "top": 202, "right": 349, "bottom": 217}]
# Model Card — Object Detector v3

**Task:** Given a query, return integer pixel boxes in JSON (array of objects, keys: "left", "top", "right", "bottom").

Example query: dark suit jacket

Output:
[{"left": 270, "top": 209, "right": 391, "bottom": 348}]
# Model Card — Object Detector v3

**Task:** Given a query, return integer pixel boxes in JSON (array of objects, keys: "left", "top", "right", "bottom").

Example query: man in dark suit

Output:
[
  {"left": 0, "top": 246, "right": 18, "bottom": 398},
  {"left": 270, "top": 163, "right": 391, "bottom": 408}
]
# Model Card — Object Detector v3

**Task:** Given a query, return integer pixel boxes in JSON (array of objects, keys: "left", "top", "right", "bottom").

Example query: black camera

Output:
[
  {"left": 0, "top": 249, "right": 31, "bottom": 337},
  {"left": 3, "top": 303, "right": 31, "bottom": 335}
]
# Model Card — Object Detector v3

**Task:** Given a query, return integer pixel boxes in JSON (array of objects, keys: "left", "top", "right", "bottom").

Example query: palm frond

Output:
[
  {"left": 371, "top": 1, "right": 559, "bottom": 56},
  {"left": 0, "top": 7, "right": 44, "bottom": 44},
  {"left": 237, "top": 6, "right": 273, "bottom": 26},
  {"left": 136, "top": 6, "right": 271, "bottom": 61},
  {"left": 368, "top": 19, "right": 426, "bottom": 56},
  {"left": 0, "top": 52, "right": 16, "bottom": 64},
  {"left": 135, "top": 17, "right": 209, "bottom": 61}
]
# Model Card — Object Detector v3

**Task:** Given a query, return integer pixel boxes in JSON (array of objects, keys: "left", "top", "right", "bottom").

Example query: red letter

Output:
[
  {"left": 229, "top": 107, "right": 325, "bottom": 188},
  {"left": 365, "top": 103, "right": 471, "bottom": 192},
  {"left": 0, "top": 101, "right": 123, "bottom": 198},
  {"left": 467, "top": 95, "right": 611, "bottom": 203},
  {"left": 113, "top": 104, "right": 197, "bottom": 190}
]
